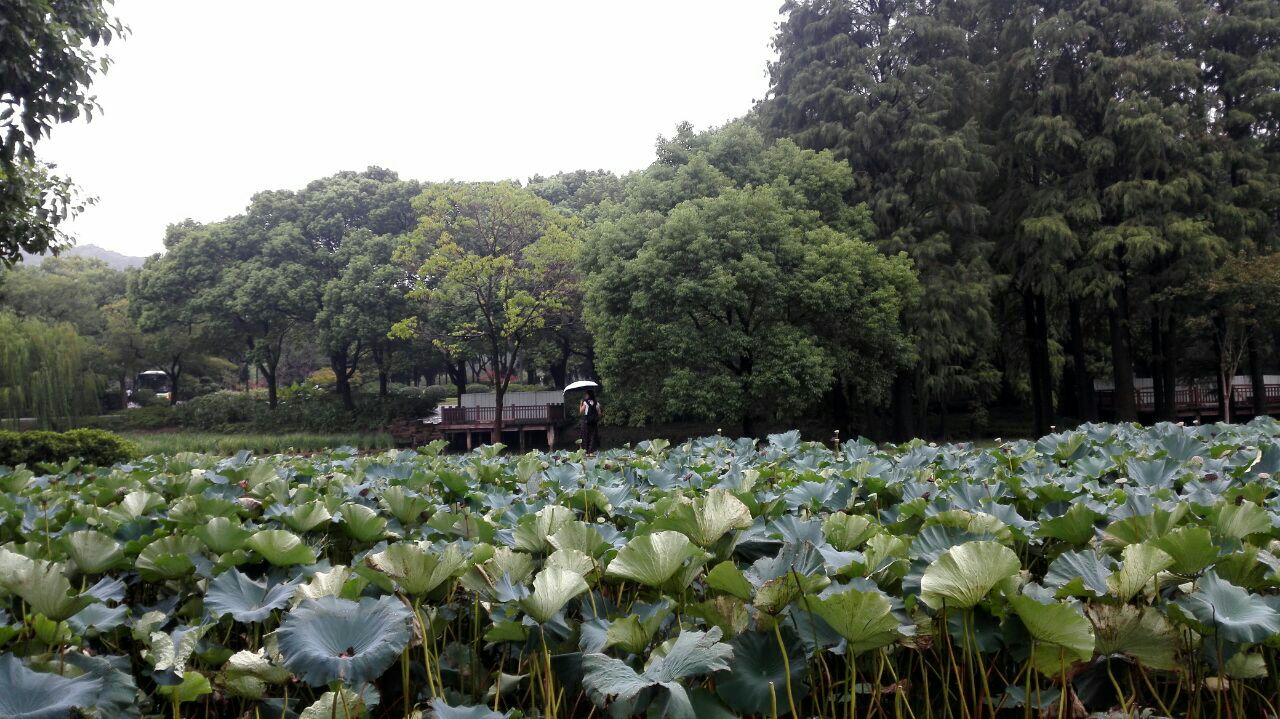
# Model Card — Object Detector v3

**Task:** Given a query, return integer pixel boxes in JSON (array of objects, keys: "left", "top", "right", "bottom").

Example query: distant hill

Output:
[{"left": 21, "top": 244, "right": 146, "bottom": 270}]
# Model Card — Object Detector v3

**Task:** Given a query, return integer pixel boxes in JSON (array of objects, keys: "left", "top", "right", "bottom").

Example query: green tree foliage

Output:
[
  {"left": 315, "top": 232, "right": 409, "bottom": 409},
  {"left": 131, "top": 168, "right": 420, "bottom": 408},
  {"left": 1, "top": 0, "right": 124, "bottom": 264},
  {"left": 400, "top": 182, "right": 582, "bottom": 441},
  {"left": 764, "top": 0, "right": 1280, "bottom": 434},
  {"left": 761, "top": 0, "right": 996, "bottom": 439},
  {"left": 584, "top": 122, "right": 918, "bottom": 435},
  {"left": 0, "top": 312, "right": 100, "bottom": 428}
]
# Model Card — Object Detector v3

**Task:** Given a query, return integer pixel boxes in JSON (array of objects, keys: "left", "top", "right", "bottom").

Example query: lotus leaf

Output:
[
  {"left": 582, "top": 627, "right": 734, "bottom": 719},
  {"left": 276, "top": 596, "right": 412, "bottom": 686},
  {"left": 713, "top": 628, "right": 808, "bottom": 716},
  {"left": 1172, "top": 572, "right": 1280, "bottom": 644},
  {"left": 204, "top": 569, "right": 301, "bottom": 623},
  {"left": 522, "top": 567, "right": 589, "bottom": 623},
  {"left": 919, "top": 541, "right": 1020, "bottom": 609},
  {"left": 246, "top": 530, "right": 317, "bottom": 566},
  {"left": 807, "top": 586, "right": 902, "bottom": 655},
  {"left": 59, "top": 530, "right": 123, "bottom": 575},
  {"left": 367, "top": 541, "right": 467, "bottom": 596},
  {"left": 606, "top": 531, "right": 703, "bottom": 588},
  {"left": 1009, "top": 595, "right": 1095, "bottom": 675}
]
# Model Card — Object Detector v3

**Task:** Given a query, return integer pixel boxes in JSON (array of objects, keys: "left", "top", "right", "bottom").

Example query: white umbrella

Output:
[{"left": 563, "top": 380, "right": 599, "bottom": 395}]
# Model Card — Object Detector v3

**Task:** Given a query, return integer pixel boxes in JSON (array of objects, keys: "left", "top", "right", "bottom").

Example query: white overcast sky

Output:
[{"left": 41, "top": 0, "right": 782, "bottom": 257}]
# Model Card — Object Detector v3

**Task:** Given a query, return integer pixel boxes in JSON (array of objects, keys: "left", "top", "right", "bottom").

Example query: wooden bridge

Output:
[{"left": 391, "top": 393, "right": 570, "bottom": 450}]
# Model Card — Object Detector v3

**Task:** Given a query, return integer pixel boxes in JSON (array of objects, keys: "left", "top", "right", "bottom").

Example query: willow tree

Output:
[{"left": 0, "top": 313, "right": 100, "bottom": 428}]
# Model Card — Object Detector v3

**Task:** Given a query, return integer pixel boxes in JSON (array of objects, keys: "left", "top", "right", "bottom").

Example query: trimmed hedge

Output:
[{"left": 0, "top": 429, "right": 140, "bottom": 468}]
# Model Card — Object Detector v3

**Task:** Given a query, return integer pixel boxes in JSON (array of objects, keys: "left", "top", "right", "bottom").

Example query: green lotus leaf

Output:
[
  {"left": 1037, "top": 503, "right": 1103, "bottom": 546},
  {"left": 59, "top": 530, "right": 123, "bottom": 575},
  {"left": 191, "top": 517, "right": 253, "bottom": 555},
  {"left": 67, "top": 604, "right": 129, "bottom": 636},
  {"left": 823, "top": 513, "right": 877, "bottom": 551},
  {"left": 276, "top": 596, "right": 412, "bottom": 686},
  {"left": 919, "top": 541, "right": 1020, "bottom": 609},
  {"left": 706, "top": 561, "right": 753, "bottom": 600},
  {"left": 280, "top": 502, "right": 332, "bottom": 533},
  {"left": 1009, "top": 595, "right": 1095, "bottom": 676},
  {"left": 688, "top": 596, "right": 749, "bottom": 639},
  {"left": 605, "top": 531, "right": 703, "bottom": 588},
  {"left": 246, "top": 530, "right": 317, "bottom": 567},
  {"left": 297, "top": 688, "right": 367, "bottom": 719},
  {"left": 136, "top": 535, "right": 204, "bottom": 582},
  {"left": 461, "top": 547, "right": 535, "bottom": 599},
  {"left": 1103, "top": 504, "right": 1187, "bottom": 547},
  {"left": 925, "top": 510, "right": 1013, "bottom": 545},
  {"left": 545, "top": 548, "right": 596, "bottom": 575},
  {"left": 204, "top": 569, "right": 301, "bottom": 623},
  {"left": 713, "top": 629, "right": 808, "bottom": 716},
  {"left": 145, "top": 624, "right": 210, "bottom": 678},
  {"left": 1171, "top": 572, "right": 1280, "bottom": 644},
  {"left": 1223, "top": 650, "right": 1268, "bottom": 679},
  {"left": 522, "top": 567, "right": 589, "bottom": 623},
  {"left": 367, "top": 542, "right": 467, "bottom": 596},
  {"left": 512, "top": 505, "right": 576, "bottom": 554},
  {"left": 1152, "top": 526, "right": 1219, "bottom": 576},
  {"left": 582, "top": 627, "right": 734, "bottom": 719},
  {"left": 548, "top": 521, "right": 610, "bottom": 557},
  {"left": 114, "top": 490, "right": 164, "bottom": 520},
  {"left": 292, "top": 565, "right": 359, "bottom": 606},
  {"left": 1107, "top": 542, "right": 1174, "bottom": 602},
  {"left": 220, "top": 649, "right": 290, "bottom": 699},
  {"left": 428, "top": 698, "right": 512, "bottom": 718},
  {"left": 155, "top": 671, "right": 211, "bottom": 704},
  {"left": 1044, "top": 550, "right": 1113, "bottom": 598},
  {"left": 652, "top": 489, "right": 752, "bottom": 548},
  {"left": 2, "top": 557, "right": 92, "bottom": 621},
  {"left": 380, "top": 486, "right": 433, "bottom": 525},
  {"left": 1088, "top": 604, "right": 1180, "bottom": 671},
  {"left": 337, "top": 503, "right": 388, "bottom": 543},
  {"left": 1212, "top": 499, "right": 1272, "bottom": 540},
  {"left": 807, "top": 587, "right": 902, "bottom": 655},
  {"left": 0, "top": 653, "right": 138, "bottom": 719}
]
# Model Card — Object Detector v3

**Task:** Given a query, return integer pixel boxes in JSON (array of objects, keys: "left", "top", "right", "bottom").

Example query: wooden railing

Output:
[
  {"left": 1101, "top": 383, "right": 1280, "bottom": 415},
  {"left": 440, "top": 404, "right": 566, "bottom": 426}
]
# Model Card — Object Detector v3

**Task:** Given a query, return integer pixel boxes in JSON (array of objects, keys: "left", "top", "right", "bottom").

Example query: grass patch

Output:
[{"left": 120, "top": 431, "right": 395, "bottom": 456}]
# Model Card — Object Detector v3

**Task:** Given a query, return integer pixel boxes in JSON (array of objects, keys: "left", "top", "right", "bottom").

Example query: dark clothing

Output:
[
  {"left": 581, "top": 419, "right": 600, "bottom": 453},
  {"left": 581, "top": 398, "right": 600, "bottom": 452}
]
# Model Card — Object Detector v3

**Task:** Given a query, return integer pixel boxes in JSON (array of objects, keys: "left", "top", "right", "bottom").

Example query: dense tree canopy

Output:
[{"left": 585, "top": 123, "right": 918, "bottom": 435}]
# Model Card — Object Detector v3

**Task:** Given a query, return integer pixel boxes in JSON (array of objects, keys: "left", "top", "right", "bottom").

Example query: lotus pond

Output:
[{"left": 1, "top": 422, "right": 1279, "bottom": 719}]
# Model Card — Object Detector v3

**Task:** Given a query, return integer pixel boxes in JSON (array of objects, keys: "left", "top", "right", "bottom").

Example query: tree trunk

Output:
[
  {"left": 166, "top": 358, "right": 182, "bottom": 406},
  {"left": 1023, "top": 290, "right": 1049, "bottom": 436},
  {"left": 891, "top": 369, "right": 915, "bottom": 441},
  {"left": 525, "top": 365, "right": 537, "bottom": 385},
  {"left": 491, "top": 385, "right": 505, "bottom": 444},
  {"left": 1109, "top": 284, "right": 1137, "bottom": 421},
  {"left": 549, "top": 338, "right": 571, "bottom": 389},
  {"left": 1214, "top": 316, "right": 1229, "bottom": 422},
  {"left": 1068, "top": 299, "right": 1096, "bottom": 421},
  {"left": 1249, "top": 333, "right": 1267, "bottom": 418},
  {"left": 1151, "top": 316, "right": 1168, "bottom": 421},
  {"left": 1161, "top": 317, "right": 1178, "bottom": 419},
  {"left": 1033, "top": 293, "right": 1054, "bottom": 433},
  {"left": 379, "top": 371, "right": 389, "bottom": 399},
  {"left": 448, "top": 360, "right": 467, "bottom": 401},
  {"left": 331, "top": 350, "right": 355, "bottom": 412}
]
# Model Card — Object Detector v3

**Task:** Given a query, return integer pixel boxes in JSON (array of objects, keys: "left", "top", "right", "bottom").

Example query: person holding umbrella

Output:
[{"left": 564, "top": 380, "right": 602, "bottom": 453}]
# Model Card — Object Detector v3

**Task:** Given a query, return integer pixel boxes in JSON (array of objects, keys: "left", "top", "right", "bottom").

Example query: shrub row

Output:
[
  {"left": 0, "top": 429, "right": 140, "bottom": 467},
  {"left": 160, "top": 388, "right": 449, "bottom": 434}
]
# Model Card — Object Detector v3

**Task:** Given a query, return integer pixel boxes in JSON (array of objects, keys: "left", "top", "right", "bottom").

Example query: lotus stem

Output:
[
  {"left": 772, "top": 621, "right": 799, "bottom": 719},
  {"left": 769, "top": 680, "right": 779, "bottom": 719}
]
